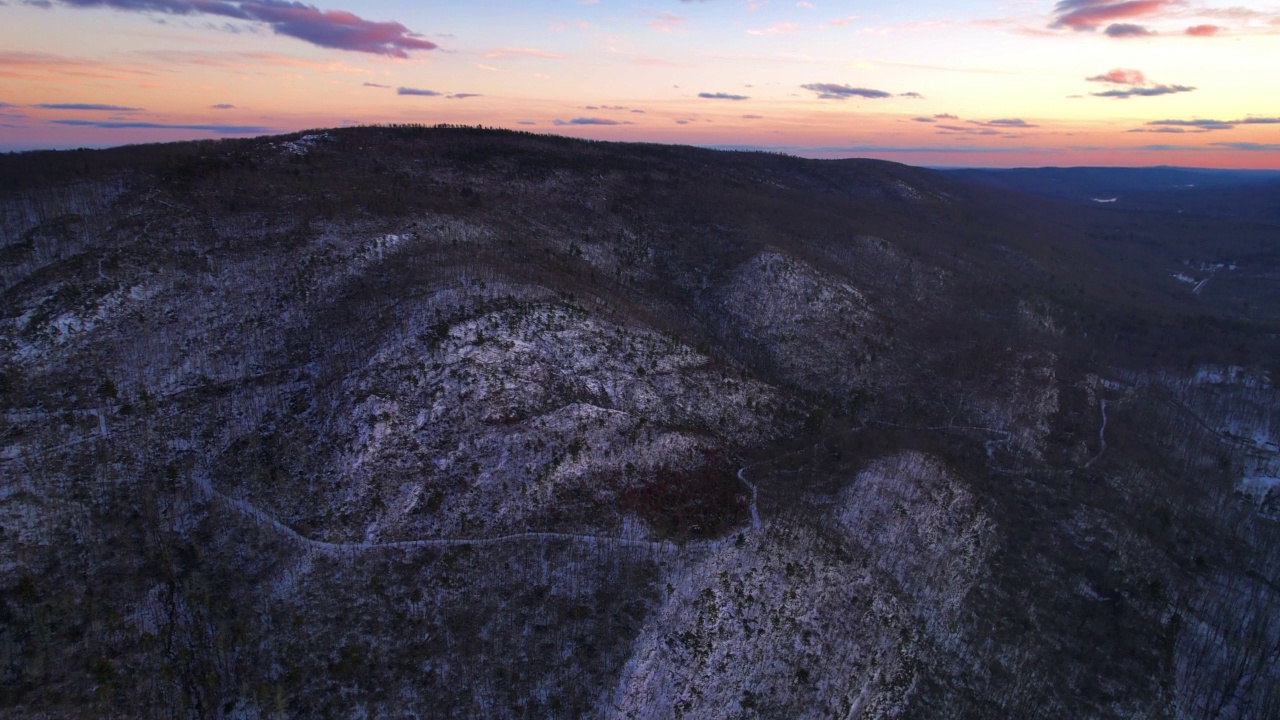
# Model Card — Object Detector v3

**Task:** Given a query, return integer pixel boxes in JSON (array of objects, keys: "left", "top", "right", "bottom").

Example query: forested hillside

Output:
[{"left": 2, "top": 126, "right": 1278, "bottom": 718}]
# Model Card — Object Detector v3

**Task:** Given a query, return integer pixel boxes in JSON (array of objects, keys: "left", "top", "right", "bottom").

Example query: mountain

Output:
[
  {"left": 2, "top": 126, "right": 1278, "bottom": 718},
  {"left": 944, "top": 165, "right": 1280, "bottom": 201},
  {"left": 945, "top": 166, "right": 1280, "bottom": 224}
]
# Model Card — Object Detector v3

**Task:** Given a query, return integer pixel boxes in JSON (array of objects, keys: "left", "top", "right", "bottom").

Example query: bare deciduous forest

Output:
[{"left": 2, "top": 126, "right": 1278, "bottom": 718}]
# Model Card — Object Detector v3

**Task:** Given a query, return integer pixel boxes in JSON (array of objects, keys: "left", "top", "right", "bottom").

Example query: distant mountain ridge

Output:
[{"left": 945, "top": 165, "right": 1280, "bottom": 199}]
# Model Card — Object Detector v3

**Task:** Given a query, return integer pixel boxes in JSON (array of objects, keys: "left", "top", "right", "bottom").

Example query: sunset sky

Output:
[{"left": 2, "top": 0, "right": 1278, "bottom": 167}]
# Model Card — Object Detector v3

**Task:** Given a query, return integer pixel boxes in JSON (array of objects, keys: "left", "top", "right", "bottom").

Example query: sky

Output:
[{"left": 1, "top": 0, "right": 1278, "bottom": 167}]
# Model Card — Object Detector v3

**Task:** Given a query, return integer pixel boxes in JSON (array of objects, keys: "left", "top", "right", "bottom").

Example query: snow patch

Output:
[
  {"left": 278, "top": 132, "right": 330, "bottom": 156},
  {"left": 1240, "top": 476, "right": 1280, "bottom": 494},
  {"left": 892, "top": 179, "right": 924, "bottom": 201},
  {"left": 1193, "top": 365, "right": 1271, "bottom": 389}
]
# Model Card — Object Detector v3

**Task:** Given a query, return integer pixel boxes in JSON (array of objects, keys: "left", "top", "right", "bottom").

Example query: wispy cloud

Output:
[
  {"left": 699, "top": 92, "right": 749, "bottom": 101},
  {"left": 1050, "top": 0, "right": 1170, "bottom": 31},
  {"left": 1149, "top": 119, "right": 1233, "bottom": 130},
  {"left": 899, "top": 91, "right": 924, "bottom": 99},
  {"left": 978, "top": 118, "right": 1037, "bottom": 128},
  {"left": 647, "top": 11, "right": 685, "bottom": 33},
  {"left": 483, "top": 47, "right": 563, "bottom": 59},
  {"left": 1120, "top": 142, "right": 1280, "bottom": 152},
  {"left": 706, "top": 142, "right": 1045, "bottom": 155},
  {"left": 1146, "top": 117, "right": 1280, "bottom": 131},
  {"left": 209, "top": 103, "right": 235, "bottom": 109},
  {"left": 801, "top": 83, "right": 890, "bottom": 99},
  {"left": 394, "top": 88, "right": 476, "bottom": 100},
  {"left": 934, "top": 117, "right": 1038, "bottom": 137},
  {"left": 937, "top": 125, "right": 1001, "bottom": 136},
  {"left": 1211, "top": 142, "right": 1280, "bottom": 151},
  {"left": 912, "top": 117, "right": 936, "bottom": 122},
  {"left": 34, "top": 102, "right": 141, "bottom": 111},
  {"left": 552, "top": 117, "right": 632, "bottom": 126},
  {"left": 49, "top": 1, "right": 439, "bottom": 57},
  {"left": 747, "top": 22, "right": 800, "bottom": 36},
  {"left": 362, "top": 82, "right": 389, "bottom": 88},
  {"left": 1092, "top": 84, "right": 1193, "bottom": 98},
  {"left": 1130, "top": 144, "right": 1206, "bottom": 151},
  {"left": 549, "top": 20, "right": 590, "bottom": 32},
  {"left": 50, "top": 118, "right": 271, "bottom": 133}
]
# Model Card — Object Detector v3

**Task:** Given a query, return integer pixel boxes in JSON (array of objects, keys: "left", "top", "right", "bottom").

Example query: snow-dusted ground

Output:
[
  {"left": 1239, "top": 475, "right": 1280, "bottom": 496},
  {"left": 604, "top": 451, "right": 992, "bottom": 719},
  {"left": 276, "top": 132, "right": 330, "bottom": 156},
  {"left": 720, "top": 250, "right": 879, "bottom": 396},
  {"left": 257, "top": 298, "right": 788, "bottom": 541}
]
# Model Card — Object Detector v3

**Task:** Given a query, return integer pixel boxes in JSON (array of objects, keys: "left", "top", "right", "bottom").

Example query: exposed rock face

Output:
[{"left": 2, "top": 127, "right": 1279, "bottom": 718}]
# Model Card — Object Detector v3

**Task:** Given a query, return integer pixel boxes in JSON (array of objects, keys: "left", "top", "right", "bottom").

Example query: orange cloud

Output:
[{"left": 482, "top": 48, "right": 564, "bottom": 59}]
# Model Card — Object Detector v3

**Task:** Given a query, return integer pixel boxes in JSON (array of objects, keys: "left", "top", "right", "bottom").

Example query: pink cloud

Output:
[
  {"left": 1186, "top": 24, "right": 1221, "bottom": 36},
  {"left": 747, "top": 22, "right": 800, "bottom": 36},
  {"left": 549, "top": 20, "right": 590, "bottom": 32},
  {"left": 1050, "top": 0, "right": 1169, "bottom": 31},
  {"left": 483, "top": 47, "right": 564, "bottom": 59},
  {"left": 1087, "top": 68, "right": 1146, "bottom": 85},
  {"left": 648, "top": 11, "right": 686, "bottom": 33},
  {"left": 824, "top": 16, "right": 858, "bottom": 28}
]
